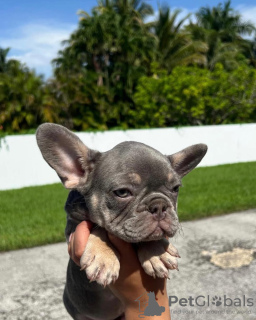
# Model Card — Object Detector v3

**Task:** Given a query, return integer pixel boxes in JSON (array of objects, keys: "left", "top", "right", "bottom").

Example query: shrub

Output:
[{"left": 132, "top": 64, "right": 256, "bottom": 127}]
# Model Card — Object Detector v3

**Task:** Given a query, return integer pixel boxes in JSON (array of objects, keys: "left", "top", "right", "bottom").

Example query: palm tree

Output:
[
  {"left": 53, "top": 8, "right": 116, "bottom": 86},
  {"left": 186, "top": 23, "right": 247, "bottom": 70},
  {"left": 196, "top": 0, "right": 255, "bottom": 41},
  {"left": 95, "top": 0, "right": 155, "bottom": 91},
  {"left": 0, "top": 47, "right": 21, "bottom": 74},
  {"left": 98, "top": 0, "right": 154, "bottom": 20},
  {"left": 153, "top": 7, "right": 207, "bottom": 72},
  {"left": 187, "top": 1, "right": 256, "bottom": 70},
  {"left": 52, "top": 1, "right": 156, "bottom": 129},
  {"left": 54, "top": 1, "right": 155, "bottom": 94},
  {"left": 0, "top": 47, "right": 10, "bottom": 73}
]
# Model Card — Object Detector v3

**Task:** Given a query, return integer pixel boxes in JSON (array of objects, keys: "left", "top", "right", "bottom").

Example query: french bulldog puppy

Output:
[{"left": 36, "top": 123, "right": 207, "bottom": 320}]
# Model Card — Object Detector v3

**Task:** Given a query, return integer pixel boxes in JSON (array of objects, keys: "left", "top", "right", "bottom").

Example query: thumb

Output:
[{"left": 68, "top": 221, "right": 93, "bottom": 266}]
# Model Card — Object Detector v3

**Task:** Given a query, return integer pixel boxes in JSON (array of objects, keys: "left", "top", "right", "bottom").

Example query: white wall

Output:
[{"left": 0, "top": 123, "right": 255, "bottom": 190}]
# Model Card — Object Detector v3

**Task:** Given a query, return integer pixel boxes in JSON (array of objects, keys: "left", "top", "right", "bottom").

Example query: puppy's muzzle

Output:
[{"left": 148, "top": 199, "right": 168, "bottom": 221}]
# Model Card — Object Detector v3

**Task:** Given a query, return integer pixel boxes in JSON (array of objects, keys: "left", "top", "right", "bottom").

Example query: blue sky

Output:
[{"left": 1, "top": 0, "right": 256, "bottom": 79}]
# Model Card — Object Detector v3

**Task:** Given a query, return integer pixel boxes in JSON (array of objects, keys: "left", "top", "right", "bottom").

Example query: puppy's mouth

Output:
[
  {"left": 146, "top": 225, "right": 166, "bottom": 240},
  {"left": 123, "top": 209, "right": 179, "bottom": 242},
  {"left": 144, "top": 220, "right": 175, "bottom": 241}
]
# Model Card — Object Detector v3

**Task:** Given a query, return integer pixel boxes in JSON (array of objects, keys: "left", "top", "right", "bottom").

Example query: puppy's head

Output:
[{"left": 36, "top": 123, "right": 207, "bottom": 242}]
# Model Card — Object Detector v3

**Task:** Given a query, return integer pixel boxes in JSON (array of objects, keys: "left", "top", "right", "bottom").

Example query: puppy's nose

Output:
[{"left": 148, "top": 200, "right": 168, "bottom": 220}]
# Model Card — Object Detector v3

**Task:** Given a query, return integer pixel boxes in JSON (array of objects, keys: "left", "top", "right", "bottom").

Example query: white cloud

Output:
[
  {"left": 238, "top": 5, "right": 256, "bottom": 39},
  {"left": 237, "top": 5, "right": 256, "bottom": 27},
  {"left": 0, "top": 22, "right": 76, "bottom": 78},
  {"left": 232, "top": 5, "right": 256, "bottom": 40}
]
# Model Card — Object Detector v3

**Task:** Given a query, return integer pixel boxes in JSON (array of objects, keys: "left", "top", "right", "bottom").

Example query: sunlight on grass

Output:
[
  {"left": 178, "top": 162, "right": 256, "bottom": 220},
  {"left": 0, "top": 184, "right": 68, "bottom": 251},
  {"left": 1, "top": 162, "right": 256, "bottom": 251}
]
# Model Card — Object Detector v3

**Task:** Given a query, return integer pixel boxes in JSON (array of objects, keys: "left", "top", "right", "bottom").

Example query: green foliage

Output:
[
  {"left": 0, "top": 53, "right": 44, "bottom": 132},
  {"left": 132, "top": 64, "right": 256, "bottom": 127},
  {"left": 196, "top": 0, "right": 255, "bottom": 38},
  {"left": 1, "top": 1, "right": 256, "bottom": 133},
  {"left": 153, "top": 7, "right": 207, "bottom": 71},
  {"left": 187, "top": 1, "right": 256, "bottom": 70},
  {"left": 51, "top": 0, "right": 156, "bottom": 130}
]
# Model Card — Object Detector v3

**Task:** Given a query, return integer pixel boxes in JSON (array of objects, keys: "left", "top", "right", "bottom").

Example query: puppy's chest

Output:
[{"left": 65, "top": 190, "right": 89, "bottom": 223}]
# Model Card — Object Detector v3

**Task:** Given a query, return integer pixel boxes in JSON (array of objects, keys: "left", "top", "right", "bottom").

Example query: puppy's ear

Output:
[
  {"left": 36, "top": 123, "right": 100, "bottom": 189},
  {"left": 168, "top": 144, "right": 207, "bottom": 178}
]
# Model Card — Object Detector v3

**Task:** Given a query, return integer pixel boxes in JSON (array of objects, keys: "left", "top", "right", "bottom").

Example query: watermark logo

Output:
[
  {"left": 169, "top": 295, "right": 254, "bottom": 307},
  {"left": 212, "top": 296, "right": 222, "bottom": 306},
  {"left": 134, "top": 293, "right": 254, "bottom": 318},
  {"left": 135, "top": 291, "right": 165, "bottom": 318}
]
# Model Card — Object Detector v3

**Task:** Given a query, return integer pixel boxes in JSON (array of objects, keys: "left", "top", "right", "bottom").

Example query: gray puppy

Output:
[{"left": 36, "top": 123, "right": 207, "bottom": 320}]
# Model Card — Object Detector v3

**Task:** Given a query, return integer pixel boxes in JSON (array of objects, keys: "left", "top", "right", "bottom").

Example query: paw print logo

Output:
[{"left": 212, "top": 296, "right": 222, "bottom": 306}]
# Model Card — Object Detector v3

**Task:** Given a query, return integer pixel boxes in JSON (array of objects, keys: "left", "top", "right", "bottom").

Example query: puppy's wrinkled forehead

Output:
[{"left": 94, "top": 141, "right": 173, "bottom": 187}]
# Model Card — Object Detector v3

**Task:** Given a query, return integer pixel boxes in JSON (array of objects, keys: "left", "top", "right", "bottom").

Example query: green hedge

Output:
[
  {"left": 131, "top": 64, "right": 256, "bottom": 127},
  {"left": 1, "top": 63, "right": 256, "bottom": 134}
]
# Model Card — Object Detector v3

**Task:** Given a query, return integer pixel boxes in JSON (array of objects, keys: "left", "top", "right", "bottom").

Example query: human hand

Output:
[
  {"left": 68, "top": 222, "right": 171, "bottom": 319},
  {"left": 67, "top": 220, "right": 93, "bottom": 266},
  {"left": 108, "top": 234, "right": 171, "bottom": 319}
]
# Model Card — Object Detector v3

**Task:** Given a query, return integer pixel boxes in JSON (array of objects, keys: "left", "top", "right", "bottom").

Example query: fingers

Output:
[{"left": 68, "top": 221, "right": 93, "bottom": 266}]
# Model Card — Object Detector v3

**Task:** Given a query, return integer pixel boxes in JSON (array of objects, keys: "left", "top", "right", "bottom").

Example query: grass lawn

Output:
[{"left": 1, "top": 161, "right": 256, "bottom": 251}]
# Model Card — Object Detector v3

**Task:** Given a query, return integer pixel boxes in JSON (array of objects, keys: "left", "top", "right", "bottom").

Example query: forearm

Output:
[{"left": 108, "top": 235, "right": 171, "bottom": 320}]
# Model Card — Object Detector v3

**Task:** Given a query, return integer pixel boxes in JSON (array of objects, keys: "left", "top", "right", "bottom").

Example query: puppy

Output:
[{"left": 36, "top": 123, "right": 207, "bottom": 320}]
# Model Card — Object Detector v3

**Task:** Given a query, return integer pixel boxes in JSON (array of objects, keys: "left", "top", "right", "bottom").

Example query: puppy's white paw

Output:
[
  {"left": 80, "top": 229, "right": 120, "bottom": 286},
  {"left": 138, "top": 239, "right": 180, "bottom": 278}
]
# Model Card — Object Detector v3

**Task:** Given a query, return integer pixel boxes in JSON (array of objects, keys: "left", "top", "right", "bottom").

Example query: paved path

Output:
[{"left": 1, "top": 210, "right": 256, "bottom": 320}]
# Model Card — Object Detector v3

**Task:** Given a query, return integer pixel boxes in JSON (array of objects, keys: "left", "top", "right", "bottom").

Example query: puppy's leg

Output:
[
  {"left": 137, "top": 239, "right": 180, "bottom": 278},
  {"left": 80, "top": 227, "right": 120, "bottom": 286}
]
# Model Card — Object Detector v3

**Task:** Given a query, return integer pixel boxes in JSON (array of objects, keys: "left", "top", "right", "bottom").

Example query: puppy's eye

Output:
[
  {"left": 114, "top": 189, "right": 132, "bottom": 198},
  {"left": 172, "top": 185, "right": 180, "bottom": 193}
]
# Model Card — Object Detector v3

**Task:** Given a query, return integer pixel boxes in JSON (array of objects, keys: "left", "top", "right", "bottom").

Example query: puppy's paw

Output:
[
  {"left": 138, "top": 239, "right": 180, "bottom": 278},
  {"left": 80, "top": 229, "right": 120, "bottom": 286}
]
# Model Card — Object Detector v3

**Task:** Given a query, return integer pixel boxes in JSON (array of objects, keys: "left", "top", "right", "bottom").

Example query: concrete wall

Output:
[{"left": 0, "top": 123, "right": 255, "bottom": 190}]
